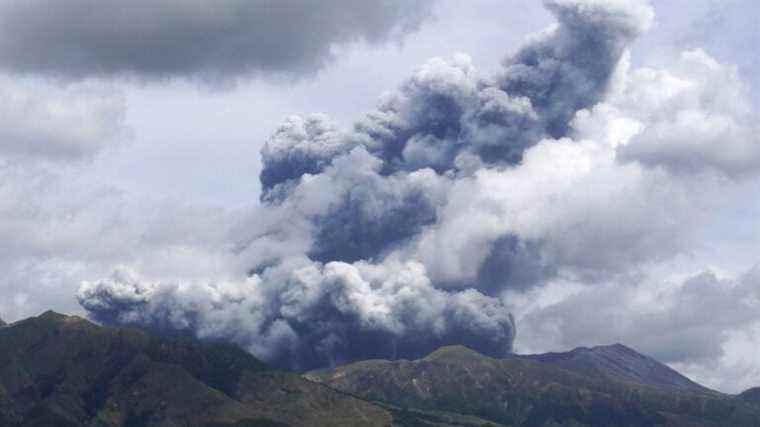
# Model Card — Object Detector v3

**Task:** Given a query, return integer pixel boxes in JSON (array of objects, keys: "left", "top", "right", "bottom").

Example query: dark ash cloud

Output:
[
  {"left": 79, "top": 262, "right": 516, "bottom": 370},
  {"left": 79, "top": 0, "right": 655, "bottom": 370},
  {"left": 78, "top": 0, "right": 760, "bottom": 376},
  {"left": 501, "top": 0, "right": 653, "bottom": 137},
  {"left": 0, "top": 0, "right": 436, "bottom": 81},
  {"left": 252, "top": 0, "right": 654, "bottom": 282}
]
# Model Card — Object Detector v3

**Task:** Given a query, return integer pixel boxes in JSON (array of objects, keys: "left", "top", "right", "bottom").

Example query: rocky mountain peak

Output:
[
  {"left": 308, "top": 344, "right": 759, "bottom": 426},
  {"left": 523, "top": 343, "right": 709, "bottom": 393},
  {"left": 423, "top": 345, "right": 486, "bottom": 362}
]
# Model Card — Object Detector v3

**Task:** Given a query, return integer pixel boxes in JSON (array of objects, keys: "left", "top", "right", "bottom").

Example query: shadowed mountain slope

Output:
[
  {"left": 0, "top": 311, "right": 395, "bottom": 427},
  {"left": 3, "top": 311, "right": 760, "bottom": 427},
  {"left": 738, "top": 387, "right": 760, "bottom": 406}
]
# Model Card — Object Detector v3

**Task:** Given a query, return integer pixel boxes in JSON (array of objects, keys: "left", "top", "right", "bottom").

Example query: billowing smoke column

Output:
[
  {"left": 79, "top": 0, "right": 657, "bottom": 370},
  {"left": 79, "top": 263, "right": 517, "bottom": 370}
]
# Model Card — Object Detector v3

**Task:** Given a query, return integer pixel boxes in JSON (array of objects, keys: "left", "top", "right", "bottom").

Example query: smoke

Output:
[
  {"left": 78, "top": 0, "right": 760, "bottom": 371},
  {"left": 79, "top": 261, "right": 515, "bottom": 370}
]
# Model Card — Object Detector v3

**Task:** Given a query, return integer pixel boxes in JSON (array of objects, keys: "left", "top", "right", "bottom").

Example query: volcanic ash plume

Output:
[{"left": 79, "top": 0, "right": 693, "bottom": 370}]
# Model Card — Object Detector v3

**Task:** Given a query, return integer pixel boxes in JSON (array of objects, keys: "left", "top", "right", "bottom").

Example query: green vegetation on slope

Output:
[
  {"left": 0, "top": 312, "right": 391, "bottom": 427},
  {"left": 3, "top": 311, "right": 760, "bottom": 427},
  {"left": 308, "top": 345, "right": 760, "bottom": 427}
]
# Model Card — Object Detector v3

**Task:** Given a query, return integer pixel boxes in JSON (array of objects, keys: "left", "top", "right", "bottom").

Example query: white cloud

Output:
[
  {"left": 514, "top": 266, "right": 760, "bottom": 393},
  {"left": 0, "top": 77, "right": 127, "bottom": 162}
]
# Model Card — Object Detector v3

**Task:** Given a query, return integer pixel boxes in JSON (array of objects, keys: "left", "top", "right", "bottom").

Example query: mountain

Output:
[
  {"left": 738, "top": 387, "right": 760, "bottom": 406},
  {"left": 3, "top": 311, "right": 760, "bottom": 427},
  {"left": 518, "top": 343, "right": 709, "bottom": 392},
  {"left": 307, "top": 345, "right": 760, "bottom": 426},
  {"left": 0, "top": 311, "right": 396, "bottom": 427}
]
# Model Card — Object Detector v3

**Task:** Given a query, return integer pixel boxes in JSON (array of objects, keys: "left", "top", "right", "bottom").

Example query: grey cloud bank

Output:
[
  {"left": 524, "top": 269, "right": 760, "bottom": 366},
  {"left": 517, "top": 266, "right": 760, "bottom": 392},
  {"left": 0, "top": 78, "right": 126, "bottom": 162},
  {"left": 0, "top": 0, "right": 435, "bottom": 82}
]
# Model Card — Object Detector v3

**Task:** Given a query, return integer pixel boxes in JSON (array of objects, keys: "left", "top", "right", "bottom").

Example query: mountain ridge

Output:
[
  {"left": 308, "top": 343, "right": 760, "bottom": 426},
  {"left": 2, "top": 311, "right": 760, "bottom": 426},
  {"left": 0, "top": 311, "right": 395, "bottom": 426},
  {"left": 738, "top": 387, "right": 760, "bottom": 405},
  {"left": 516, "top": 343, "right": 711, "bottom": 393}
]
